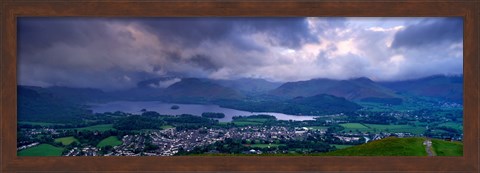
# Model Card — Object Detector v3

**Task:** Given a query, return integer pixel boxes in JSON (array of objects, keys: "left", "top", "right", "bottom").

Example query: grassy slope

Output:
[
  {"left": 320, "top": 137, "right": 427, "bottom": 156},
  {"left": 18, "top": 144, "right": 64, "bottom": 156},
  {"left": 321, "top": 137, "right": 463, "bottom": 156},
  {"left": 340, "top": 123, "right": 426, "bottom": 135},
  {"left": 54, "top": 136, "right": 79, "bottom": 145},
  {"left": 431, "top": 139, "right": 463, "bottom": 156},
  {"left": 97, "top": 136, "right": 123, "bottom": 148},
  {"left": 190, "top": 138, "right": 463, "bottom": 156}
]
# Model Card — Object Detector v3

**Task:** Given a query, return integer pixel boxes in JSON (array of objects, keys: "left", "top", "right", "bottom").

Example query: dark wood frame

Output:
[{"left": 1, "top": 0, "right": 479, "bottom": 172}]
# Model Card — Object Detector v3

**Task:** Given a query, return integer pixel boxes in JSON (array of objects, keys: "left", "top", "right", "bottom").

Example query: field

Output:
[
  {"left": 431, "top": 139, "right": 463, "bottom": 156},
  {"left": 340, "top": 123, "right": 369, "bottom": 129},
  {"left": 54, "top": 136, "right": 79, "bottom": 145},
  {"left": 160, "top": 125, "right": 175, "bottom": 129},
  {"left": 97, "top": 136, "right": 123, "bottom": 148},
  {"left": 340, "top": 123, "right": 370, "bottom": 132},
  {"left": 18, "top": 144, "right": 64, "bottom": 156},
  {"left": 68, "top": 124, "right": 115, "bottom": 132},
  {"left": 365, "top": 124, "right": 426, "bottom": 134},
  {"left": 248, "top": 144, "right": 285, "bottom": 148},
  {"left": 340, "top": 123, "right": 426, "bottom": 135},
  {"left": 231, "top": 121, "right": 263, "bottom": 126},
  {"left": 332, "top": 144, "right": 354, "bottom": 149},
  {"left": 438, "top": 122, "right": 463, "bottom": 131}
]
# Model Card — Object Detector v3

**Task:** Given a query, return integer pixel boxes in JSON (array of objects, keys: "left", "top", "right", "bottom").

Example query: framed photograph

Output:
[{"left": 1, "top": 0, "right": 479, "bottom": 172}]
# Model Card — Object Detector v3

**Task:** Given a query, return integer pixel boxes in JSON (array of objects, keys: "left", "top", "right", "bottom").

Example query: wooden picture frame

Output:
[{"left": 1, "top": 0, "right": 479, "bottom": 172}]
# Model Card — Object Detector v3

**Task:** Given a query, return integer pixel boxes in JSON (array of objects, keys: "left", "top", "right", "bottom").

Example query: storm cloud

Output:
[
  {"left": 18, "top": 17, "right": 463, "bottom": 90},
  {"left": 391, "top": 18, "right": 462, "bottom": 49}
]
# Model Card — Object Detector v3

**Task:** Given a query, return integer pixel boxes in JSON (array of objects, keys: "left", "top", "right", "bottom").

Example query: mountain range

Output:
[
  {"left": 19, "top": 75, "right": 463, "bottom": 104},
  {"left": 17, "top": 74, "right": 463, "bottom": 121},
  {"left": 379, "top": 75, "right": 463, "bottom": 104},
  {"left": 270, "top": 77, "right": 401, "bottom": 102}
]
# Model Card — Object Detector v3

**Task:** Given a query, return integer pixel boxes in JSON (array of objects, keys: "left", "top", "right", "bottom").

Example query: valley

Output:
[{"left": 17, "top": 75, "right": 463, "bottom": 156}]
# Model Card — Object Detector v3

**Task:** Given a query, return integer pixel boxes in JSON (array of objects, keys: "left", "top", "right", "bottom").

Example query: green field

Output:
[
  {"left": 340, "top": 123, "right": 426, "bottom": 135},
  {"left": 54, "top": 136, "right": 79, "bottom": 145},
  {"left": 68, "top": 124, "right": 115, "bottom": 132},
  {"left": 431, "top": 139, "right": 463, "bottom": 156},
  {"left": 320, "top": 137, "right": 427, "bottom": 156},
  {"left": 231, "top": 121, "right": 263, "bottom": 126},
  {"left": 438, "top": 122, "right": 463, "bottom": 131},
  {"left": 97, "top": 136, "right": 123, "bottom": 148},
  {"left": 365, "top": 124, "right": 426, "bottom": 134},
  {"left": 249, "top": 144, "right": 285, "bottom": 148},
  {"left": 160, "top": 125, "right": 175, "bottom": 129},
  {"left": 18, "top": 144, "right": 64, "bottom": 156},
  {"left": 332, "top": 144, "right": 355, "bottom": 149},
  {"left": 340, "top": 123, "right": 369, "bottom": 133},
  {"left": 340, "top": 123, "right": 369, "bottom": 129}
]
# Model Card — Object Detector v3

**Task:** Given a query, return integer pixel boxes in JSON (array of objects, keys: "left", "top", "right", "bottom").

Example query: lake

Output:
[{"left": 89, "top": 101, "right": 315, "bottom": 122}]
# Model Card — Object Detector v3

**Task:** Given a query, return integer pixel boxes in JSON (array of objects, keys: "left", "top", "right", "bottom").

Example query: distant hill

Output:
[
  {"left": 288, "top": 94, "right": 362, "bottom": 114},
  {"left": 217, "top": 94, "right": 362, "bottom": 116},
  {"left": 213, "top": 78, "right": 283, "bottom": 94},
  {"left": 17, "top": 86, "right": 89, "bottom": 123},
  {"left": 379, "top": 75, "right": 463, "bottom": 104},
  {"left": 163, "top": 78, "right": 245, "bottom": 102},
  {"left": 270, "top": 77, "right": 401, "bottom": 104},
  {"left": 320, "top": 137, "right": 462, "bottom": 156},
  {"left": 40, "top": 86, "right": 111, "bottom": 103}
]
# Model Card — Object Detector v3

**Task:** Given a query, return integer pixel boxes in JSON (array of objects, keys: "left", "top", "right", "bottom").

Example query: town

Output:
[{"left": 18, "top": 122, "right": 420, "bottom": 156}]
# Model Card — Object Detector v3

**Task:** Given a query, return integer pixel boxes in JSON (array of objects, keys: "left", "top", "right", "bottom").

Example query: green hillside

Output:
[
  {"left": 431, "top": 139, "right": 463, "bottom": 156},
  {"left": 97, "top": 136, "right": 122, "bottom": 148},
  {"left": 54, "top": 136, "right": 79, "bottom": 145},
  {"left": 17, "top": 86, "right": 88, "bottom": 123},
  {"left": 321, "top": 137, "right": 462, "bottom": 156},
  {"left": 18, "top": 144, "right": 64, "bottom": 156}
]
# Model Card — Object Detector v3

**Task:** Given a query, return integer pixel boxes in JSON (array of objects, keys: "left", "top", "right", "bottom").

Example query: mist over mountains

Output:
[{"left": 19, "top": 74, "right": 463, "bottom": 104}]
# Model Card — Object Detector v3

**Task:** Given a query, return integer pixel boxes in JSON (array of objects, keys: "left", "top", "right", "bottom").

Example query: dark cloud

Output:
[
  {"left": 391, "top": 18, "right": 463, "bottom": 48},
  {"left": 18, "top": 18, "right": 115, "bottom": 53},
  {"left": 136, "top": 17, "right": 316, "bottom": 49},
  {"left": 236, "top": 18, "right": 318, "bottom": 48},
  {"left": 188, "top": 55, "right": 219, "bottom": 71},
  {"left": 17, "top": 17, "right": 463, "bottom": 90}
]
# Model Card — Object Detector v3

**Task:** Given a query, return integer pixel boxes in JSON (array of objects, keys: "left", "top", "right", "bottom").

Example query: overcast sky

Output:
[{"left": 18, "top": 17, "right": 463, "bottom": 90}]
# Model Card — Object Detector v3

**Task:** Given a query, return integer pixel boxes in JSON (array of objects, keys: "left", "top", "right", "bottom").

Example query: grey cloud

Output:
[
  {"left": 136, "top": 17, "right": 317, "bottom": 49},
  {"left": 17, "top": 17, "right": 463, "bottom": 90},
  {"left": 18, "top": 18, "right": 118, "bottom": 54},
  {"left": 391, "top": 18, "right": 463, "bottom": 48},
  {"left": 188, "top": 55, "right": 220, "bottom": 71}
]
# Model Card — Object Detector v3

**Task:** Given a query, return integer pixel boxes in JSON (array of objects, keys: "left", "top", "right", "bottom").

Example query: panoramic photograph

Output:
[{"left": 17, "top": 17, "right": 463, "bottom": 156}]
